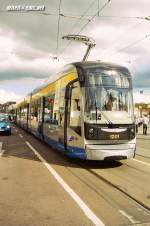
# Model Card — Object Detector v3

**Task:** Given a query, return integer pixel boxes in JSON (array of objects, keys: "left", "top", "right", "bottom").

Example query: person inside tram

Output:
[{"left": 105, "top": 91, "right": 117, "bottom": 111}]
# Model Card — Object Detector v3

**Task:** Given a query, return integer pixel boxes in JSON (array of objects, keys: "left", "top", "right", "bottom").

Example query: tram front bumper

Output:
[{"left": 85, "top": 143, "right": 136, "bottom": 160}]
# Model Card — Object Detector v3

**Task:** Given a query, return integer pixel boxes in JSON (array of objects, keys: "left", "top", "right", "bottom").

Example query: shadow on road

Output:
[{"left": 1, "top": 129, "right": 123, "bottom": 170}]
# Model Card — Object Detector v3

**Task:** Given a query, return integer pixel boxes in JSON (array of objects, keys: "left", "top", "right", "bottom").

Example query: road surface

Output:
[{"left": 0, "top": 125, "right": 150, "bottom": 226}]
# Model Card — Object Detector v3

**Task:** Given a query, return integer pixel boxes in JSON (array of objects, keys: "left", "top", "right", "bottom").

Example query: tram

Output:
[{"left": 15, "top": 61, "right": 136, "bottom": 160}]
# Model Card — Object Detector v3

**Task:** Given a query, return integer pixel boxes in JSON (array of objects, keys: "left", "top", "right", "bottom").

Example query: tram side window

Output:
[
  {"left": 20, "top": 107, "right": 26, "bottom": 122},
  {"left": 30, "top": 101, "right": 38, "bottom": 121},
  {"left": 16, "top": 109, "right": 19, "bottom": 121},
  {"left": 23, "top": 105, "right": 29, "bottom": 120},
  {"left": 69, "top": 81, "right": 81, "bottom": 135},
  {"left": 59, "top": 87, "right": 65, "bottom": 127},
  {"left": 19, "top": 108, "right": 22, "bottom": 120},
  {"left": 37, "top": 98, "right": 42, "bottom": 122},
  {"left": 44, "top": 94, "right": 58, "bottom": 124},
  {"left": 22, "top": 107, "right": 26, "bottom": 121}
]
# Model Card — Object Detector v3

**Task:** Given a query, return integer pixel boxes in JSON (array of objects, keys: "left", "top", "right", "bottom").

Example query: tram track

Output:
[
  {"left": 118, "top": 159, "right": 150, "bottom": 176},
  {"left": 17, "top": 125, "right": 150, "bottom": 217},
  {"left": 16, "top": 126, "right": 150, "bottom": 207},
  {"left": 136, "top": 153, "right": 150, "bottom": 160},
  {"left": 67, "top": 159, "right": 150, "bottom": 216},
  {"left": 5, "top": 125, "right": 150, "bottom": 225},
  {"left": 64, "top": 160, "right": 150, "bottom": 224},
  {"left": 89, "top": 166, "right": 150, "bottom": 213}
]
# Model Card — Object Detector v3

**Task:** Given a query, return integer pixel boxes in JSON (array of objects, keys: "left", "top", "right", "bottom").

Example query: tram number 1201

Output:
[{"left": 110, "top": 134, "right": 120, "bottom": 140}]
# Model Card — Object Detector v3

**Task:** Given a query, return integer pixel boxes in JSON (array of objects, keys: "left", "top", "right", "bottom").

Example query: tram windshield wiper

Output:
[
  {"left": 100, "top": 110, "right": 113, "bottom": 125},
  {"left": 94, "top": 101, "right": 113, "bottom": 125}
]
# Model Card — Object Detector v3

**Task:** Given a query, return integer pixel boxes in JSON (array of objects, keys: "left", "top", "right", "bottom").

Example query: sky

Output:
[{"left": 0, "top": 0, "right": 150, "bottom": 103}]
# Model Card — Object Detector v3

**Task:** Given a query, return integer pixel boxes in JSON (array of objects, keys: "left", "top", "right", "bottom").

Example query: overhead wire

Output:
[
  {"left": 1, "top": 8, "right": 149, "bottom": 22},
  {"left": 58, "top": 14, "right": 150, "bottom": 21},
  {"left": 59, "top": 11, "right": 150, "bottom": 62},
  {"left": 69, "top": 0, "right": 98, "bottom": 30},
  {"left": 2, "top": 4, "right": 149, "bottom": 62},
  {"left": 59, "top": 0, "right": 111, "bottom": 57},
  {"left": 126, "top": 48, "right": 150, "bottom": 66},
  {"left": 58, "top": 0, "right": 98, "bottom": 57},
  {"left": 1, "top": 2, "right": 149, "bottom": 65},
  {"left": 101, "top": 21, "right": 143, "bottom": 59},
  {"left": 107, "top": 33, "right": 150, "bottom": 59},
  {"left": 60, "top": 14, "right": 148, "bottom": 20},
  {"left": 77, "top": 0, "right": 111, "bottom": 34}
]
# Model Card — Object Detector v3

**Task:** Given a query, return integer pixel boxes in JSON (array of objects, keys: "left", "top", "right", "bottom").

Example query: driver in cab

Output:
[{"left": 105, "top": 91, "right": 117, "bottom": 111}]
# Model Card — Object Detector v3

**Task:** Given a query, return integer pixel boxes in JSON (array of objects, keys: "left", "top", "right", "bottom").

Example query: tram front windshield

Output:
[{"left": 84, "top": 68, "right": 134, "bottom": 124}]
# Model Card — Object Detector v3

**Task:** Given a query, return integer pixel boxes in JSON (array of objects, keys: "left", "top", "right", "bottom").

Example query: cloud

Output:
[
  {"left": 0, "top": 70, "right": 48, "bottom": 81},
  {"left": 0, "top": 89, "right": 22, "bottom": 103},
  {"left": 133, "top": 68, "right": 150, "bottom": 88},
  {"left": 0, "top": 31, "right": 65, "bottom": 81},
  {"left": 0, "top": 0, "right": 150, "bottom": 103},
  {"left": 0, "top": 78, "right": 46, "bottom": 97}
]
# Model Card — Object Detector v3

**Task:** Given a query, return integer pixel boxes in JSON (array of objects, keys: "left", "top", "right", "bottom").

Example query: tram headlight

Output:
[
  {"left": 85, "top": 123, "right": 98, "bottom": 139},
  {"left": 89, "top": 128, "right": 94, "bottom": 135},
  {"left": 88, "top": 127, "right": 97, "bottom": 139}
]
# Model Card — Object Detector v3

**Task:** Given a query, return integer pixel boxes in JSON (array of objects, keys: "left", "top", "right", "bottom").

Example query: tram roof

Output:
[
  {"left": 16, "top": 61, "right": 131, "bottom": 105},
  {"left": 73, "top": 61, "right": 130, "bottom": 75},
  {"left": 30, "top": 61, "right": 130, "bottom": 94}
]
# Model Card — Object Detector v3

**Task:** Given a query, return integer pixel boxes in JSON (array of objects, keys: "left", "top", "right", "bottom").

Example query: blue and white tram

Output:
[{"left": 15, "top": 61, "right": 136, "bottom": 160}]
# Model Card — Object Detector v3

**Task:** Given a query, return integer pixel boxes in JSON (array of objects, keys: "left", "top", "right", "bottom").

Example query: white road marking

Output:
[
  {"left": 26, "top": 141, "right": 105, "bottom": 226},
  {"left": 119, "top": 210, "right": 140, "bottom": 224},
  {"left": 0, "top": 142, "right": 4, "bottom": 156},
  {"left": 132, "top": 158, "right": 150, "bottom": 167},
  {"left": 19, "top": 134, "right": 23, "bottom": 138}
]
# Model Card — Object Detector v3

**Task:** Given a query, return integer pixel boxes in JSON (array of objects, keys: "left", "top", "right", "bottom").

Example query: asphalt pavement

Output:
[{"left": 0, "top": 125, "right": 150, "bottom": 226}]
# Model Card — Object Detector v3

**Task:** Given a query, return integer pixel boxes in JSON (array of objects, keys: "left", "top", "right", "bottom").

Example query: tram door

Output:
[{"left": 65, "top": 81, "right": 83, "bottom": 150}]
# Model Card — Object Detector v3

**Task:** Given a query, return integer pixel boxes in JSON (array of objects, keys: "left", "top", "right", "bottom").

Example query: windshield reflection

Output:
[{"left": 84, "top": 69, "right": 134, "bottom": 124}]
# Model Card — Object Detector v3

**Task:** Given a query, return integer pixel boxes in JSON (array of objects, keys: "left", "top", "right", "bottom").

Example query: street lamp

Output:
[{"left": 62, "top": 34, "right": 96, "bottom": 61}]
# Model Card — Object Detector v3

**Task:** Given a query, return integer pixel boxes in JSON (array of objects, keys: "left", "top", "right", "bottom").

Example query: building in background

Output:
[
  {"left": 0, "top": 101, "right": 16, "bottom": 113},
  {"left": 133, "top": 89, "right": 150, "bottom": 117}
]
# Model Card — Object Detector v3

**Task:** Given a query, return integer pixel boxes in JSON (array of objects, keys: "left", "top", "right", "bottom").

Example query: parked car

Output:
[{"left": 0, "top": 114, "right": 11, "bottom": 135}]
